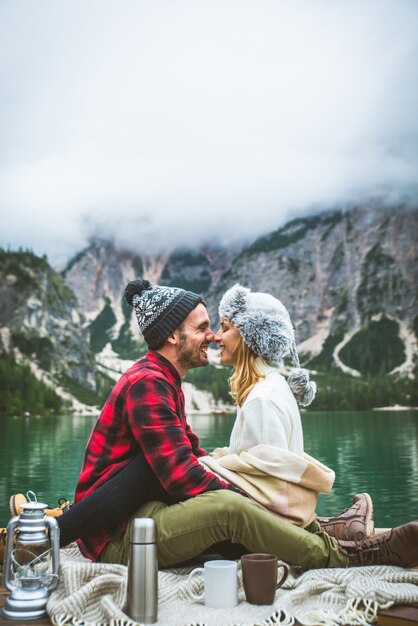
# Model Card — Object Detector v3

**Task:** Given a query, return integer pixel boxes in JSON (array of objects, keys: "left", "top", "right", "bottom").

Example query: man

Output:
[
  {"left": 61, "top": 278, "right": 240, "bottom": 560},
  {"left": 8, "top": 278, "right": 240, "bottom": 562}
]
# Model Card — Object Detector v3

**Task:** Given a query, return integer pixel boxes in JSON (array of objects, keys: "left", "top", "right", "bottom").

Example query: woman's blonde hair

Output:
[{"left": 229, "top": 334, "right": 265, "bottom": 406}]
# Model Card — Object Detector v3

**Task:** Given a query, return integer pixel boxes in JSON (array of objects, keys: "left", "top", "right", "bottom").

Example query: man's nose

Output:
[
  {"left": 206, "top": 328, "right": 219, "bottom": 343},
  {"left": 212, "top": 329, "right": 221, "bottom": 342},
  {"left": 206, "top": 328, "right": 215, "bottom": 342}
]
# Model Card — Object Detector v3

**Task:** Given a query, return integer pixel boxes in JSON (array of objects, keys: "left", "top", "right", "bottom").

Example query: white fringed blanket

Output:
[{"left": 47, "top": 545, "right": 418, "bottom": 626}]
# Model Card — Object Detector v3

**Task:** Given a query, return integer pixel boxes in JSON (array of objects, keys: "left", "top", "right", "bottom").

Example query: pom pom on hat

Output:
[
  {"left": 124, "top": 279, "right": 151, "bottom": 306},
  {"left": 288, "top": 368, "right": 317, "bottom": 407}
]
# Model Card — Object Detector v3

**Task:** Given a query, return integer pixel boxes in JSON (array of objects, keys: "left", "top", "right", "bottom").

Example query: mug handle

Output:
[
  {"left": 187, "top": 567, "right": 205, "bottom": 601},
  {"left": 276, "top": 561, "right": 289, "bottom": 588}
]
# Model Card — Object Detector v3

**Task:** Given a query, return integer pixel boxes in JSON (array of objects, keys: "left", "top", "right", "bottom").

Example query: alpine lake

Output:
[{"left": 1, "top": 409, "right": 417, "bottom": 529}]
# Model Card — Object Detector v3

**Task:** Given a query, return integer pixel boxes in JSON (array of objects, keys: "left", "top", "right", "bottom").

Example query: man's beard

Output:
[{"left": 177, "top": 332, "right": 207, "bottom": 372}]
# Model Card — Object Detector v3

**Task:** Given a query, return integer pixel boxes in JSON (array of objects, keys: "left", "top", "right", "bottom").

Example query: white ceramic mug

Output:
[{"left": 187, "top": 560, "right": 238, "bottom": 608}]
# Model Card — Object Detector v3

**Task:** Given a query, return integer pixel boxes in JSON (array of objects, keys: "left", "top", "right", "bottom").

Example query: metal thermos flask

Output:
[{"left": 127, "top": 518, "right": 158, "bottom": 623}]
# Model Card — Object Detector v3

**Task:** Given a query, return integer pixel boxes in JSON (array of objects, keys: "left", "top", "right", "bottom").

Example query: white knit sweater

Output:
[{"left": 228, "top": 358, "right": 304, "bottom": 457}]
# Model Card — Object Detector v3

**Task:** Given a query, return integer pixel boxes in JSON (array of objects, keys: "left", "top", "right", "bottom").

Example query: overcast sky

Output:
[{"left": 1, "top": 0, "right": 417, "bottom": 267}]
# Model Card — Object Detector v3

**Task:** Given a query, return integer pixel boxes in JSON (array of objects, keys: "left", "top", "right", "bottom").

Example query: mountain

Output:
[
  {"left": 205, "top": 203, "right": 418, "bottom": 379},
  {"left": 64, "top": 203, "right": 418, "bottom": 378},
  {"left": 1, "top": 202, "right": 417, "bottom": 416},
  {"left": 0, "top": 249, "right": 110, "bottom": 415}
]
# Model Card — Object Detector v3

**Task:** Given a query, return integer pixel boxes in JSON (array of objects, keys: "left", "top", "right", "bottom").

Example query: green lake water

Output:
[{"left": 1, "top": 410, "right": 417, "bottom": 528}]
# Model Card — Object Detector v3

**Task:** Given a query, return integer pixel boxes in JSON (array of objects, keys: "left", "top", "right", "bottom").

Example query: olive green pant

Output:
[{"left": 99, "top": 490, "right": 349, "bottom": 569}]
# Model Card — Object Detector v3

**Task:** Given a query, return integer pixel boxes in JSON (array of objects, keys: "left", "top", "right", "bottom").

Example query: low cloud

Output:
[{"left": 1, "top": 0, "right": 417, "bottom": 266}]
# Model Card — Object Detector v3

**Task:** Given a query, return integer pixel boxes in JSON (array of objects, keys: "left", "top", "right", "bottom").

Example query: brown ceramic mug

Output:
[{"left": 241, "top": 553, "right": 289, "bottom": 605}]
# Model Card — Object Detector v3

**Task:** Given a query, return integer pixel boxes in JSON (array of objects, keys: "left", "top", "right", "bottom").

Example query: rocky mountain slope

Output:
[
  {"left": 0, "top": 250, "right": 102, "bottom": 414},
  {"left": 64, "top": 202, "right": 418, "bottom": 379},
  {"left": 1, "top": 202, "right": 417, "bottom": 415},
  {"left": 206, "top": 203, "right": 418, "bottom": 378}
]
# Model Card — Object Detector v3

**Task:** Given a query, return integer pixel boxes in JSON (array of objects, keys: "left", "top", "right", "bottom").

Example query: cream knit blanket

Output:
[
  {"left": 200, "top": 444, "right": 335, "bottom": 527},
  {"left": 47, "top": 545, "right": 418, "bottom": 626}
]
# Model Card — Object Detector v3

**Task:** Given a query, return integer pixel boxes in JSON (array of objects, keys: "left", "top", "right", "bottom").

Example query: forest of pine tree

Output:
[
  {"left": 0, "top": 353, "right": 64, "bottom": 417},
  {"left": 185, "top": 364, "right": 418, "bottom": 412}
]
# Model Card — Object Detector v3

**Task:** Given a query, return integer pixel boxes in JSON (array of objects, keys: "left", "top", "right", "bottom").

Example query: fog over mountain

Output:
[
  {"left": 1, "top": 1, "right": 418, "bottom": 266},
  {"left": 1, "top": 202, "right": 416, "bottom": 416}
]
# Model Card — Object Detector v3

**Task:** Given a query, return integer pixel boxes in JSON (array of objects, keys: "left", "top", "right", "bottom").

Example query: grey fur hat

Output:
[{"left": 219, "top": 284, "right": 316, "bottom": 406}]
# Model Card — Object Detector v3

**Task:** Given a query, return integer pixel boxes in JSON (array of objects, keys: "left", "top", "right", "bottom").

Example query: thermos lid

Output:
[{"left": 130, "top": 517, "right": 157, "bottom": 543}]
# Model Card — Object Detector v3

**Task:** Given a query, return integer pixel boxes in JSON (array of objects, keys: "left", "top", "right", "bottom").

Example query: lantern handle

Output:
[
  {"left": 45, "top": 516, "right": 60, "bottom": 591},
  {"left": 3, "top": 516, "right": 19, "bottom": 592},
  {"left": 26, "top": 490, "right": 38, "bottom": 503}
]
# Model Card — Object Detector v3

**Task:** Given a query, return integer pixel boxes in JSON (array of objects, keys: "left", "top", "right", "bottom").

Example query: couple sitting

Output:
[{"left": 8, "top": 279, "right": 418, "bottom": 570}]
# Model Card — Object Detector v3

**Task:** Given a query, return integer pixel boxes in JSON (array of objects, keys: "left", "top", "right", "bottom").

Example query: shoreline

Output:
[{"left": 372, "top": 404, "right": 418, "bottom": 411}]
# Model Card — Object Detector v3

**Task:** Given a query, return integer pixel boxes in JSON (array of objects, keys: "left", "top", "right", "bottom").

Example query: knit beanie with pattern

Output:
[
  {"left": 124, "top": 279, "right": 204, "bottom": 349},
  {"left": 219, "top": 284, "right": 316, "bottom": 406}
]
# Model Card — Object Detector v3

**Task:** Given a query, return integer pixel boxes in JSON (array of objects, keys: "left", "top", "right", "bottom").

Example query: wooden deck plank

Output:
[{"left": 0, "top": 589, "right": 51, "bottom": 626}]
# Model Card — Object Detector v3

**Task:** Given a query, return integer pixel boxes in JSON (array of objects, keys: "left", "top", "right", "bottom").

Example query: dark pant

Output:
[
  {"left": 58, "top": 453, "right": 175, "bottom": 546},
  {"left": 59, "top": 454, "right": 247, "bottom": 559},
  {"left": 58, "top": 454, "right": 247, "bottom": 558}
]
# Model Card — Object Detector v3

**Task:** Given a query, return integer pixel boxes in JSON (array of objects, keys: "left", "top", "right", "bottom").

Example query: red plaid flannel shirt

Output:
[{"left": 74, "top": 350, "right": 233, "bottom": 560}]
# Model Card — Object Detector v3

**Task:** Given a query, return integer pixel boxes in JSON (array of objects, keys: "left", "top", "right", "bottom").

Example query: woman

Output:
[
  {"left": 216, "top": 283, "right": 316, "bottom": 453},
  {"left": 199, "top": 284, "right": 339, "bottom": 530},
  {"left": 197, "top": 285, "right": 374, "bottom": 540}
]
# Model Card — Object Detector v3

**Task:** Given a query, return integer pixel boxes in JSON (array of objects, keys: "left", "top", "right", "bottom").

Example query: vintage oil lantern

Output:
[{"left": 2, "top": 502, "right": 60, "bottom": 620}]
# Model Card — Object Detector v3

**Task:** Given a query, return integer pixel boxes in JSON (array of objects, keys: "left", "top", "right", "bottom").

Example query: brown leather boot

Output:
[
  {"left": 10, "top": 493, "right": 71, "bottom": 518},
  {"left": 0, "top": 527, "right": 6, "bottom": 565},
  {"left": 318, "top": 493, "right": 374, "bottom": 541},
  {"left": 340, "top": 521, "right": 418, "bottom": 568}
]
